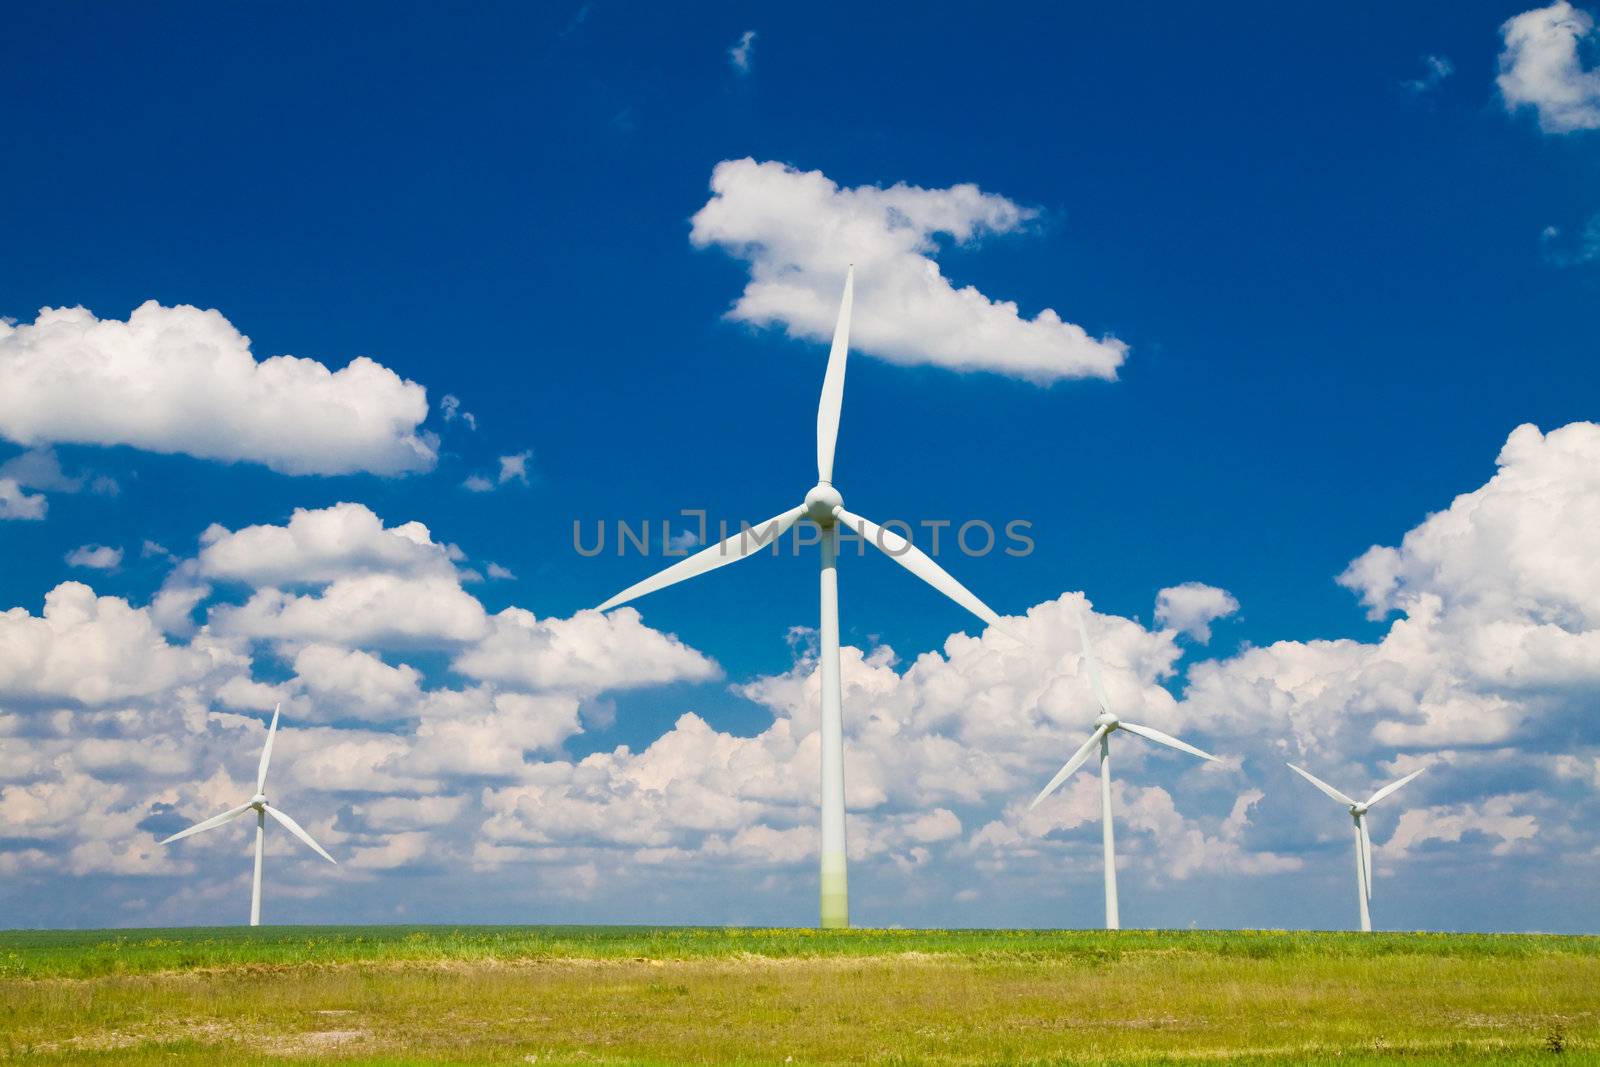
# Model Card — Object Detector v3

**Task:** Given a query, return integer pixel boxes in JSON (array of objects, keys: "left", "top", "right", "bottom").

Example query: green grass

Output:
[
  {"left": 1, "top": 926, "right": 1596, "bottom": 1064},
  {"left": 3, "top": 925, "right": 1593, "bottom": 979}
]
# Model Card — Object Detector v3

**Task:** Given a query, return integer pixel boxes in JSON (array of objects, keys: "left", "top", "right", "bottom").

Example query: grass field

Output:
[{"left": 1, "top": 926, "right": 1596, "bottom": 1065}]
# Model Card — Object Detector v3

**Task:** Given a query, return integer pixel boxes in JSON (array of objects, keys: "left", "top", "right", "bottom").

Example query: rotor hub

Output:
[
  {"left": 805, "top": 483, "right": 843, "bottom": 526},
  {"left": 1351, "top": 804, "right": 1367, "bottom": 816},
  {"left": 251, "top": 793, "right": 267, "bottom": 808},
  {"left": 1094, "top": 712, "right": 1119, "bottom": 730}
]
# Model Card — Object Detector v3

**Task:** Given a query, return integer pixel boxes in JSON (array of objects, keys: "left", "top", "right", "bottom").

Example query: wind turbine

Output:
[
  {"left": 1029, "top": 612, "right": 1218, "bottom": 929},
  {"left": 1287, "top": 763, "right": 1423, "bottom": 932},
  {"left": 161, "top": 704, "right": 336, "bottom": 926},
  {"left": 596, "top": 267, "right": 1012, "bottom": 929}
]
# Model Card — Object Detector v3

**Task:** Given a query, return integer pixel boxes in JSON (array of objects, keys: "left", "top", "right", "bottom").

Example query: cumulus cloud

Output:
[
  {"left": 1189, "top": 423, "right": 1600, "bottom": 761},
  {"left": 1498, "top": 2, "right": 1600, "bottom": 133},
  {"left": 197, "top": 502, "right": 458, "bottom": 587},
  {"left": 1388, "top": 795, "right": 1540, "bottom": 858},
  {"left": 0, "top": 302, "right": 436, "bottom": 476},
  {"left": 1336, "top": 422, "right": 1600, "bottom": 629},
  {"left": 0, "top": 583, "right": 238, "bottom": 706},
  {"left": 289, "top": 644, "right": 424, "bottom": 722},
  {"left": 689, "top": 159, "right": 1128, "bottom": 382},
  {"left": 65, "top": 544, "right": 122, "bottom": 570},
  {"left": 0, "top": 478, "right": 46, "bottom": 520},
  {"left": 210, "top": 573, "right": 492, "bottom": 649},
  {"left": 1154, "top": 582, "right": 1240, "bottom": 643},
  {"left": 453, "top": 607, "right": 718, "bottom": 694}
]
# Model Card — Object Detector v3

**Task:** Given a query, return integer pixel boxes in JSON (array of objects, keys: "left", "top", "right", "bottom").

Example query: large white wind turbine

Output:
[
  {"left": 596, "top": 267, "right": 1012, "bottom": 929},
  {"left": 161, "top": 704, "right": 336, "bottom": 926},
  {"left": 1029, "top": 612, "right": 1218, "bottom": 929},
  {"left": 1287, "top": 762, "right": 1423, "bottom": 932}
]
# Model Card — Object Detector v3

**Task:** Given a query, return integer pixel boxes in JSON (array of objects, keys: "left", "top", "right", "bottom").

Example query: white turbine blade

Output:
[
  {"left": 835, "top": 508, "right": 1014, "bottom": 637},
  {"left": 1118, "top": 721, "right": 1218, "bottom": 762},
  {"left": 1029, "top": 725, "right": 1109, "bottom": 810},
  {"left": 816, "top": 265, "right": 854, "bottom": 484},
  {"left": 256, "top": 703, "right": 281, "bottom": 793},
  {"left": 597, "top": 505, "right": 806, "bottom": 612},
  {"left": 1286, "top": 763, "right": 1357, "bottom": 807},
  {"left": 1359, "top": 816, "right": 1374, "bottom": 900},
  {"left": 1076, "top": 613, "right": 1113, "bottom": 716},
  {"left": 160, "top": 802, "right": 253, "bottom": 844},
  {"left": 263, "top": 804, "right": 337, "bottom": 864},
  {"left": 1365, "top": 767, "right": 1424, "bottom": 808}
]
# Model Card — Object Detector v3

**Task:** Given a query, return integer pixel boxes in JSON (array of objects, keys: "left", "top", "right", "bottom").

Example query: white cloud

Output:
[
  {"left": 0, "top": 583, "right": 238, "bottom": 706},
  {"left": 689, "top": 159, "right": 1128, "bottom": 382},
  {"left": 0, "top": 302, "right": 436, "bottom": 476},
  {"left": 1388, "top": 795, "right": 1540, "bottom": 857},
  {"left": 1154, "top": 582, "right": 1239, "bottom": 643},
  {"left": 0, "top": 478, "right": 46, "bottom": 520},
  {"left": 440, "top": 394, "right": 477, "bottom": 431},
  {"left": 290, "top": 644, "right": 424, "bottom": 722},
  {"left": 346, "top": 831, "right": 432, "bottom": 870},
  {"left": 464, "top": 451, "right": 533, "bottom": 493},
  {"left": 1188, "top": 423, "right": 1600, "bottom": 759},
  {"left": 210, "top": 573, "right": 492, "bottom": 649},
  {"left": 453, "top": 607, "right": 719, "bottom": 694},
  {"left": 1337, "top": 423, "right": 1600, "bottom": 630},
  {"left": 197, "top": 502, "right": 457, "bottom": 587},
  {"left": 1499, "top": 2, "right": 1600, "bottom": 133},
  {"left": 350, "top": 794, "right": 466, "bottom": 832},
  {"left": 498, "top": 451, "right": 531, "bottom": 485},
  {"left": 65, "top": 544, "right": 122, "bottom": 570},
  {"left": 486, "top": 563, "right": 516, "bottom": 580},
  {"left": 729, "top": 30, "right": 756, "bottom": 74}
]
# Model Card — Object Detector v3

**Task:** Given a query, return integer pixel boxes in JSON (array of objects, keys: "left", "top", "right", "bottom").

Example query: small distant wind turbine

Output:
[
  {"left": 1029, "top": 612, "right": 1218, "bottom": 929},
  {"left": 1287, "top": 762, "right": 1423, "bottom": 932},
  {"left": 161, "top": 704, "right": 336, "bottom": 926},
  {"left": 596, "top": 267, "right": 1013, "bottom": 929}
]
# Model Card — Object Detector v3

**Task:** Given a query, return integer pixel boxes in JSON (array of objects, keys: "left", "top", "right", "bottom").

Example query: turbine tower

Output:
[
  {"left": 596, "top": 267, "right": 1012, "bottom": 928},
  {"left": 1287, "top": 763, "right": 1424, "bottom": 932},
  {"left": 1029, "top": 612, "right": 1218, "bottom": 929},
  {"left": 161, "top": 704, "right": 337, "bottom": 925}
]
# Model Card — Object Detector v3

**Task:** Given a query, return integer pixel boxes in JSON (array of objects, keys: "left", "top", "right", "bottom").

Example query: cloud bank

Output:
[{"left": 2, "top": 424, "right": 1597, "bottom": 928}]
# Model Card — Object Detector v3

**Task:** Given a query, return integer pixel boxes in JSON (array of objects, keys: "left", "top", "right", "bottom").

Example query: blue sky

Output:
[{"left": 1, "top": 1, "right": 1597, "bottom": 932}]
